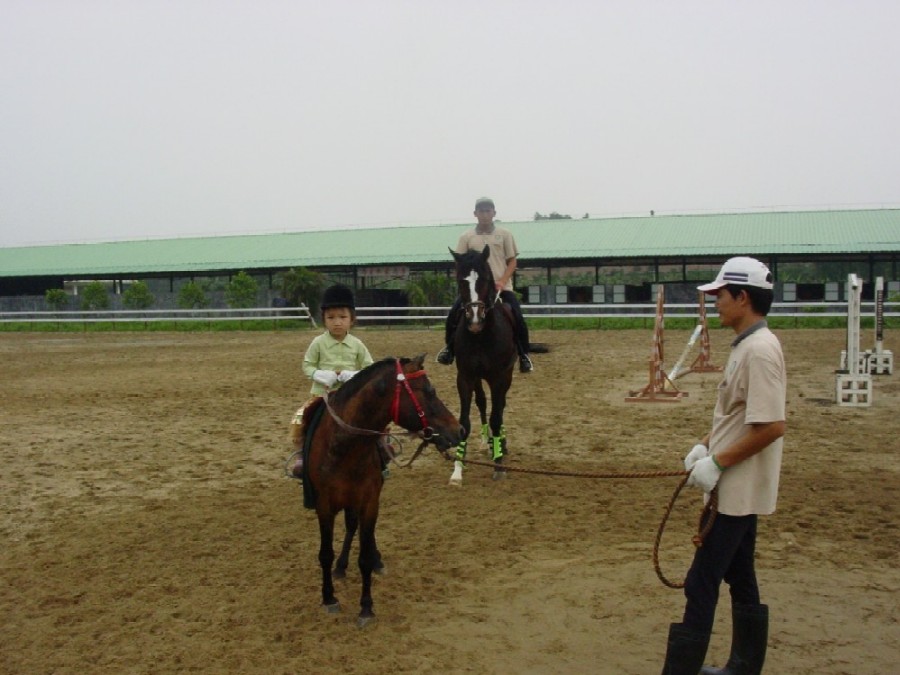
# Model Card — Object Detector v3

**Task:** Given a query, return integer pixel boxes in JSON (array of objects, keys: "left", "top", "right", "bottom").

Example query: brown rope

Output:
[
  {"left": 652, "top": 477, "right": 718, "bottom": 588},
  {"left": 436, "top": 451, "right": 688, "bottom": 479},
  {"left": 432, "top": 450, "right": 718, "bottom": 589}
]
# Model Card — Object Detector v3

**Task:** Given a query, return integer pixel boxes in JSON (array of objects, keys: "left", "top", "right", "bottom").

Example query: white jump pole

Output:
[
  {"left": 669, "top": 324, "right": 701, "bottom": 381},
  {"left": 836, "top": 274, "right": 873, "bottom": 406},
  {"left": 671, "top": 291, "right": 723, "bottom": 380}
]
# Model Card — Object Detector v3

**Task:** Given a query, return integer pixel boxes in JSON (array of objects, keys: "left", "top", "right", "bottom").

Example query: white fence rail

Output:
[
  {"left": 0, "top": 306, "right": 316, "bottom": 328},
  {"left": 1, "top": 301, "right": 896, "bottom": 328},
  {"left": 355, "top": 301, "right": 899, "bottom": 322}
]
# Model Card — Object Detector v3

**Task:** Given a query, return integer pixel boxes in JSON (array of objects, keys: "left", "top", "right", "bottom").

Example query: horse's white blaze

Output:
[
  {"left": 465, "top": 270, "right": 481, "bottom": 327},
  {"left": 449, "top": 460, "right": 464, "bottom": 486}
]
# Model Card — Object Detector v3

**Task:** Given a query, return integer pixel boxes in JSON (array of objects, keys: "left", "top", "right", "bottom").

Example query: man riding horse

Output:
[{"left": 436, "top": 196, "right": 534, "bottom": 373}]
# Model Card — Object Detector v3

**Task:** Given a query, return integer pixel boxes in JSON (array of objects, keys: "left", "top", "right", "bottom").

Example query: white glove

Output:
[
  {"left": 686, "top": 456, "right": 723, "bottom": 493},
  {"left": 337, "top": 370, "right": 358, "bottom": 383},
  {"left": 684, "top": 443, "right": 709, "bottom": 471},
  {"left": 313, "top": 369, "right": 338, "bottom": 388}
]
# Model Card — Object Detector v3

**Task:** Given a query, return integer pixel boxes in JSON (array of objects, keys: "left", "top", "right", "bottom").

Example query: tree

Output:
[
  {"left": 276, "top": 267, "right": 325, "bottom": 314},
  {"left": 534, "top": 211, "right": 573, "bottom": 221},
  {"left": 225, "top": 271, "right": 259, "bottom": 308},
  {"left": 80, "top": 281, "right": 110, "bottom": 310},
  {"left": 177, "top": 281, "right": 210, "bottom": 309},
  {"left": 122, "top": 281, "right": 155, "bottom": 309},
  {"left": 45, "top": 288, "right": 69, "bottom": 311},
  {"left": 406, "top": 272, "right": 455, "bottom": 307}
]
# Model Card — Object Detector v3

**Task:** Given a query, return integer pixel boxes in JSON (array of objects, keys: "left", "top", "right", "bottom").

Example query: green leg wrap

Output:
[
  {"left": 490, "top": 435, "right": 506, "bottom": 461},
  {"left": 455, "top": 439, "right": 468, "bottom": 463}
]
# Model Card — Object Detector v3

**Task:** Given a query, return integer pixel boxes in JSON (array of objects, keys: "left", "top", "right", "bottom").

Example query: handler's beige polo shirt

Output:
[
  {"left": 709, "top": 322, "right": 786, "bottom": 516},
  {"left": 455, "top": 226, "right": 519, "bottom": 292}
]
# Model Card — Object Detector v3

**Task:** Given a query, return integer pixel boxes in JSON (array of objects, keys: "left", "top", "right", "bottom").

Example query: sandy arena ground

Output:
[{"left": 1, "top": 326, "right": 897, "bottom": 674}]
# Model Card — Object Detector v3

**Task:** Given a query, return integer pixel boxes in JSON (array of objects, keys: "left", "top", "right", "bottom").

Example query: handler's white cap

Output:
[{"left": 698, "top": 256, "right": 774, "bottom": 293}]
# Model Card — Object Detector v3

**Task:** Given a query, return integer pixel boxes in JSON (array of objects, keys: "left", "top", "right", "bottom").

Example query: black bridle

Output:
[{"left": 460, "top": 269, "right": 500, "bottom": 325}]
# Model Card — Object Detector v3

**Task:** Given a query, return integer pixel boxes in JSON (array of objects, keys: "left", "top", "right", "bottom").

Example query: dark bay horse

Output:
[
  {"left": 448, "top": 246, "right": 517, "bottom": 485},
  {"left": 303, "top": 355, "right": 461, "bottom": 627}
]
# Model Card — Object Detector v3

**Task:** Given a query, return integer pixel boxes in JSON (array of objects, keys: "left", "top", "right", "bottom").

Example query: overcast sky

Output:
[{"left": 2, "top": 1, "right": 898, "bottom": 248}]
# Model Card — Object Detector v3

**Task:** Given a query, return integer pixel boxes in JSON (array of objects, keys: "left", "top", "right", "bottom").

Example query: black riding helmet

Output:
[{"left": 320, "top": 284, "right": 355, "bottom": 310}]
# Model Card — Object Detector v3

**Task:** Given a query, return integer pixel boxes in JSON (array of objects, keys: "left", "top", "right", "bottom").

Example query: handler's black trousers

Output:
[
  {"left": 682, "top": 513, "right": 761, "bottom": 634},
  {"left": 444, "top": 291, "right": 530, "bottom": 355}
]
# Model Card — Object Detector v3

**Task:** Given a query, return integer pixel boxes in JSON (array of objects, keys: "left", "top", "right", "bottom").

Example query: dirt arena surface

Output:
[{"left": 1, "top": 326, "right": 897, "bottom": 674}]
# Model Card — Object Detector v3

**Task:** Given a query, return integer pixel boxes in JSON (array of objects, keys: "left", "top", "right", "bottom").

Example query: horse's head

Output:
[
  {"left": 392, "top": 354, "right": 463, "bottom": 452},
  {"left": 450, "top": 245, "right": 496, "bottom": 334}
]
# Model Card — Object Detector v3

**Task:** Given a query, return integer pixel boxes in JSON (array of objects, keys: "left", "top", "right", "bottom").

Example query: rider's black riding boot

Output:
[
  {"left": 700, "top": 604, "right": 768, "bottom": 675},
  {"left": 661, "top": 623, "right": 711, "bottom": 675},
  {"left": 515, "top": 340, "right": 534, "bottom": 373},
  {"left": 436, "top": 344, "right": 454, "bottom": 365}
]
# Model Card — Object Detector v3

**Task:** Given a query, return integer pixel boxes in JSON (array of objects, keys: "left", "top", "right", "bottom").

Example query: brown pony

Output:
[{"left": 301, "top": 355, "right": 462, "bottom": 627}]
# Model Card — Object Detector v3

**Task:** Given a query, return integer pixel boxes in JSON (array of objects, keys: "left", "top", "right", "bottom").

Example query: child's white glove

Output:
[
  {"left": 337, "top": 370, "right": 358, "bottom": 383},
  {"left": 683, "top": 443, "right": 708, "bottom": 471},
  {"left": 313, "top": 369, "right": 338, "bottom": 388},
  {"left": 686, "top": 456, "right": 723, "bottom": 493}
]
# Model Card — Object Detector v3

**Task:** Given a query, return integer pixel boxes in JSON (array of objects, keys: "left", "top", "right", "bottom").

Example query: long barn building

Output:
[{"left": 1, "top": 208, "right": 898, "bottom": 309}]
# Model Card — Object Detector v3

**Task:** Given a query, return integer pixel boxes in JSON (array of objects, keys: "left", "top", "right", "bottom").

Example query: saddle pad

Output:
[{"left": 301, "top": 398, "right": 327, "bottom": 510}]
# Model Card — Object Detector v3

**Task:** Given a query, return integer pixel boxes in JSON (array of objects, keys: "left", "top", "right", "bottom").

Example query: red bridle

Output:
[{"left": 391, "top": 358, "right": 429, "bottom": 432}]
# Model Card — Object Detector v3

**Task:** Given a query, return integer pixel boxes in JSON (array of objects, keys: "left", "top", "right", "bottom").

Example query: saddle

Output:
[
  {"left": 289, "top": 396, "right": 323, "bottom": 450},
  {"left": 289, "top": 397, "right": 326, "bottom": 510}
]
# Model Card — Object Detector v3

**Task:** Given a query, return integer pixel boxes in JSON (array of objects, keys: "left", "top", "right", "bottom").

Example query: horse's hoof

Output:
[
  {"left": 448, "top": 477, "right": 463, "bottom": 487},
  {"left": 374, "top": 565, "right": 386, "bottom": 576},
  {"left": 324, "top": 602, "right": 341, "bottom": 614},
  {"left": 357, "top": 615, "right": 377, "bottom": 629},
  {"left": 333, "top": 568, "right": 346, "bottom": 580},
  {"left": 492, "top": 469, "right": 507, "bottom": 481}
]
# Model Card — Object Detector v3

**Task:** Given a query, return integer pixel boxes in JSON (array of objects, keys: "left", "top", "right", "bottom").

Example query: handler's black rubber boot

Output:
[
  {"left": 436, "top": 346, "right": 454, "bottom": 365},
  {"left": 661, "top": 623, "right": 711, "bottom": 675},
  {"left": 700, "top": 604, "right": 768, "bottom": 675},
  {"left": 519, "top": 354, "right": 534, "bottom": 373}
]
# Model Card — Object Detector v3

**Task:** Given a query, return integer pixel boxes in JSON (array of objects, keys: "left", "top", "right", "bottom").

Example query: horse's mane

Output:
[
  {"left": 455, "top": 248, "right": 494, "bottom": 283},
  {"left": 331, "top": 356, "right": 410, "bottom": 403}
]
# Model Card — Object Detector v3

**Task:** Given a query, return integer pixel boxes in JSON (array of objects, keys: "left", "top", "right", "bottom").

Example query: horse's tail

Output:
[{"left": 528, "top": 342, "right": 550, "bottom": 353}]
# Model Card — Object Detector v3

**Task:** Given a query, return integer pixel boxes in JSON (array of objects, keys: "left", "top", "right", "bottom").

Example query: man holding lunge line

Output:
[{"left": 661, "top": 257, "right": 786, "bottom": 675}]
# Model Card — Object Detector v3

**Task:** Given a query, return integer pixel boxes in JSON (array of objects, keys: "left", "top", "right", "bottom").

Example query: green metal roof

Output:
[{"left": 1, "top": 209, "right": 898, "bottom": 278}]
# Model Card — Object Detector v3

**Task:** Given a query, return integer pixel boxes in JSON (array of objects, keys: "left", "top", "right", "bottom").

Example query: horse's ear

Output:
[
  {"left": 412, "top": 354, "right": 426, "bottom": 370},
  {"left": 481, "top": 245, "right": 490, "bottom": 261}
]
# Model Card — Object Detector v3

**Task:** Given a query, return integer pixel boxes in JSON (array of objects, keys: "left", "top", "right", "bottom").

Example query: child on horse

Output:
[
  {"left": 290, "top": 283, "right": 374, "bottom": 477},
  {"left": 436, "top": 196, "right": 534, "bottom": 373}
]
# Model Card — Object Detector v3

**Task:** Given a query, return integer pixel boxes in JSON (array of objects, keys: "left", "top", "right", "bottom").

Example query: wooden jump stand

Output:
[
  {"left": 626, "top": 285, "right": 687, "bottom": 403},
  {"left": 678, "top": 292, "right": 723, "bottom": 378}
]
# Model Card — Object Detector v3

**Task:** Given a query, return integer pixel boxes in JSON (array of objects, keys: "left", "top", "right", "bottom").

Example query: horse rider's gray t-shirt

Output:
[{"left": 455, "top": 226, "right": 519, "bottom": 292}]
